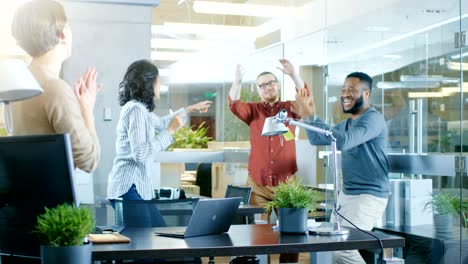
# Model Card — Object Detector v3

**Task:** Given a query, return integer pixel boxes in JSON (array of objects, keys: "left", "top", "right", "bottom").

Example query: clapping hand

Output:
[
  {"left": 73, "top": 67, "right": 103, "bottom": 113},
  {"left": 292, "top": 88, "right": 315, "bottom": 117}
]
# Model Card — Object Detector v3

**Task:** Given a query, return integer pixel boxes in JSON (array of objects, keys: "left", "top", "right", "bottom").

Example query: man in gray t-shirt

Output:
[{"left": 294, "top": 72, "right": 389, "bottom": 264}]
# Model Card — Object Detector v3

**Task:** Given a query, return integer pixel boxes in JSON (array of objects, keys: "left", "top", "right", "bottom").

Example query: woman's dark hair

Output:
[{"left": 118, "top": 59, "right": 159, "bottom": 112}]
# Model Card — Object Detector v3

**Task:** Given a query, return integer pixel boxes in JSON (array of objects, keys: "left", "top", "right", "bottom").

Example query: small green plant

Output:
[
  {"left": 424, "top": 192, "right": 459, "bottom": 215},
  {"left": 264, "top": 177, "right": 320, "bottom": 213},
  {"left": 168, "top": 121, "right": 212, "bottom": 150},
  {"left": 35, "top": 203, "right": 95, "bottom": 247},
  {"left": 424, "top": 192, "right": 468, "bottom": 228}
]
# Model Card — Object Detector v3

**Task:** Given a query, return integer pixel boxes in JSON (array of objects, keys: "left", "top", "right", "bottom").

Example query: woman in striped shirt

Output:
[{"left": 107, "top": 59, "right": 211, "bottom": 227}]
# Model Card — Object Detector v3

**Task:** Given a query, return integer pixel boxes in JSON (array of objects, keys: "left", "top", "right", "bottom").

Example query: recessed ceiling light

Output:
[
  {"left": 192, "top": 1, "right": 301, "bottom": 18},
  {"left": 423, "top": 9, "right": 446, "bottom": 14}
]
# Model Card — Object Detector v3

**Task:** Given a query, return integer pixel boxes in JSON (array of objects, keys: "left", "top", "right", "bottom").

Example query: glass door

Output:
[{"left": 324, "top": 0, "right": 465, "bottom": 262}]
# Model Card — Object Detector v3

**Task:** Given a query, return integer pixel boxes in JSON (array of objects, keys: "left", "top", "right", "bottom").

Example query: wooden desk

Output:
[{"left": 92, "top": 224, "right": 404, "bottom": 261}]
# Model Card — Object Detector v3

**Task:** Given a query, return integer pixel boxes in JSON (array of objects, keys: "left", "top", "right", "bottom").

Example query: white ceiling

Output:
[
  {"left": 1, "top": 0, "right": 466, "bottom": 85},
  {"left": 150, "top": 0, "right": 468, "bottom": 85}
]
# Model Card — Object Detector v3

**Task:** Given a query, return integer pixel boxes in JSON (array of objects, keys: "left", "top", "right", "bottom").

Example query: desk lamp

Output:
[
  {"left": 262, "top": 109, "right": 349, "bottom": 235},
  {"left": 0, "top": 58, "right": 43, "bottom": 135}
]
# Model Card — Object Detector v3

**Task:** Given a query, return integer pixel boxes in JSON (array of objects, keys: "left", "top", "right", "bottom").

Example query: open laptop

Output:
[{"left": 154, "top": 197, "right": 241, "bottom": 238}]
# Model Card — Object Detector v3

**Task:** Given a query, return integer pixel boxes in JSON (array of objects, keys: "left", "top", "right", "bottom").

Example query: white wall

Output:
[{"left": 62, "top": 1, "right": 153, "bottom": 205}]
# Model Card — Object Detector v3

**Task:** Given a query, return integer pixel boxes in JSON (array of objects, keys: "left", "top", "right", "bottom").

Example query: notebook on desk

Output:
[{"left": 154, "top": 197, "right": 241, "bottom": 238}]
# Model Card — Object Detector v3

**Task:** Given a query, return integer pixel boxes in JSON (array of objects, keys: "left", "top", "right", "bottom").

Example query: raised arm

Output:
[
  {"left": 73, "top": 67, "right": 102, "bottom": 138},
  {"left": 277, "top": 58, "right": 304, "bottom": 89},
  {"left": 228, "top": 64, "right": 244, "bottom": 100},
  {"left": 185, "top": 100, "right": 212, "bottom": 113}
]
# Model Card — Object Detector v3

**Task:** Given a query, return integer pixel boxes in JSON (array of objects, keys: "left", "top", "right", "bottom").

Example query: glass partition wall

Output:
[
  {"left": 322, "top": 0, "right": 467, "bottom": 262},
  {"left": 159, "top": 0, "right": 467, "bottom": 261}
]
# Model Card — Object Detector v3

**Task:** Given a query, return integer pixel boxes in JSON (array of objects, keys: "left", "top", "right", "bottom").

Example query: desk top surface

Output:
[
  {"left": 93, "top": 224, "right": 405, "bottom": 260},
  {"left": 374, "top": 225, "right": 468, "bottom": 241}
]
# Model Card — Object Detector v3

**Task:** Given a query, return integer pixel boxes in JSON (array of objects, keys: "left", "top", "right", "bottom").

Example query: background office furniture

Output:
[
  {"left": 224, "top": 185, "right": 252, "bottom": 224},
  {"left": 113, "top": 198, "right": 202, "bottom": 264},
  {"left": 373, "top": 225, "right": 468, "bottom": 263},
  {"left": 224, "top": 185, "right": 252, "bottom": 205},
  {"left": 114, "top": 198, "right": 199, "bottom": 228},
  {"left": 195, "top": 163, "right": 212, "bottom": 197},
  {"left": 92, "top": 224, "right": 405, "bottom": 263}
]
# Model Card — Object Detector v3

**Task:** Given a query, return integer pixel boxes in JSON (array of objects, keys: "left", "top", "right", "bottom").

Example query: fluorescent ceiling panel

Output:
[
  {"left": 151, "top": 51, "right": 196, "bottom": 61},
  {"left": 151, "top": 39, "right": 210, "bottom": 50},
  {"left": 159, "top": 22, "right": 255, "bottom": 38},
  {"left": 192, "top": 1, "right": 301, "bottom": 18},
  {"left": 408, "top": 92, "right": 446, "bottom": 98},
  {"left": 447, "top": 62, "right": 468, "bottom": 70}
]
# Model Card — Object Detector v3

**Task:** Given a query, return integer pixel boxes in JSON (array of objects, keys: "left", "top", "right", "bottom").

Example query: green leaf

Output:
[
  {"left": 34, "top": 203, "right": 95, "bottom": 246},
  {"left": 264, "top": 177, "right": 320, "bottom": 213},
  {"left": 167, "top": 121, "right": 213, "bottom": 150}
]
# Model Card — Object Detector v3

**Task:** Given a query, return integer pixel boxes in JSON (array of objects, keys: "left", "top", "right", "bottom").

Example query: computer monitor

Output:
[{"left": 0, "top": 134, "right": 76, "bottom": 259}]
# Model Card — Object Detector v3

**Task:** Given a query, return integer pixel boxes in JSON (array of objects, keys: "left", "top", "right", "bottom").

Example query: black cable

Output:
[{"left": 334, "top": 208, "right": 385, "bottom": 263}]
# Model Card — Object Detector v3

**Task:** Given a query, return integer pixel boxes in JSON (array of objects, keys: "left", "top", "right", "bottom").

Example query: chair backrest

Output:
[
  {"left": 224, "top": 185, "right": 252, "bottom": 205},
  {"left": 114, "top": 198, "right": 199, "bottom": 228},
  {"left": 195, "top": 163, "right": 212, "bottom": 197}
]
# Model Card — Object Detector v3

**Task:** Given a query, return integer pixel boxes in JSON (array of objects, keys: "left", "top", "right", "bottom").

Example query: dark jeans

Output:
[{"left": 110, "top": 184, "right": 166, "bottom": 228}]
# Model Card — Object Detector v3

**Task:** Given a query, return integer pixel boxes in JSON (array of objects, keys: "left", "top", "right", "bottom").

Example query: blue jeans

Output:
[{"left": 110, "top": 185, "right": 166, "bottom": 228}]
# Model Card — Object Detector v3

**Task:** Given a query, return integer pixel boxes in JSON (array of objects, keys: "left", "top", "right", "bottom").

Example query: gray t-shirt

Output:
[{"left": 304, "top": 107, "right": 389, "bottom": 198}]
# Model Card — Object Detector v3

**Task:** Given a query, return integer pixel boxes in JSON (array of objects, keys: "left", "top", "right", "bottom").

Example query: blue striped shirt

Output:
[{"left": 107, "top": 100, "right": 186, "bottom": 200}]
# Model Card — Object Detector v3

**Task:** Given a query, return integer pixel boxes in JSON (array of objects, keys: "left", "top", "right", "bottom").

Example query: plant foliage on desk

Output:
[
  {"left": 168, "top": 121, "right": 213, "bottom": 150},
  {"left": 264, "top": 177, "right": 320, "bottom": 213},
  {"left": 424, "top": 192, "right": 468, "bottom": 227},
  {"left": 35, "top": 203, "right": 95, "bottom": 247}
]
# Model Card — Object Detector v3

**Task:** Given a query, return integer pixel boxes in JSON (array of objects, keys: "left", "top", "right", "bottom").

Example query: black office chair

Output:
[
  {"left": 195, "top": 163, "right": 212, "bottom": 197},
  {"left": 224, "top": 184, "right": 252, "bottom": 224},
  {"left": 224, "top": 184, "right": 252, "bottom": 205}
]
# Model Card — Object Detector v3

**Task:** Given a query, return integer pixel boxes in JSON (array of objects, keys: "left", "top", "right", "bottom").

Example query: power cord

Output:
[{"left": 334, "top": 208, "right": 385, "bottom": 263}]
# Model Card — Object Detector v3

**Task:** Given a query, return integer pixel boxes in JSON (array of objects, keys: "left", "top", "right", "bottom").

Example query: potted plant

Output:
[
  {"left": 168, "top": 121, "right": 213, "bottom": 150},
  {"left": 265, "top": 177, "right": 320, "bottom": 233},
  {"left": 424, "top": 192, "right": 466, "bottom": 236},
  {"left": 35, "top": 203, "right": 95, "bottom": 264}
]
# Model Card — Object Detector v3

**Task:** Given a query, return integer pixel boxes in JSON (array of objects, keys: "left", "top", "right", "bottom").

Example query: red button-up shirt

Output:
[{"left": 228, "top": 96, "right": 302, "bottom": 186}]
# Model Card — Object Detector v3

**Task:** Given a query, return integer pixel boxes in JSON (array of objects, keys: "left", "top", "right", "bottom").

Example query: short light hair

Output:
[
  {"left": 11, "top": 0, "right": 67, "bottom": 57},
  {"left": 256, "top": 71, "right": 278, "bottom": 82}
]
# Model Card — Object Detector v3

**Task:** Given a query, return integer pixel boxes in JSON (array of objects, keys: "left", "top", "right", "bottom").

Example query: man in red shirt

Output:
[{"left": 228, "top": 59, "right": 307, "bottom": 263}]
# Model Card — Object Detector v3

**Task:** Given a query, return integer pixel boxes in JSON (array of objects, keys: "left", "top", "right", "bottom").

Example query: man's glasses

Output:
[{"left": 258, "top": 80, "right": 277, "bottom": 89}]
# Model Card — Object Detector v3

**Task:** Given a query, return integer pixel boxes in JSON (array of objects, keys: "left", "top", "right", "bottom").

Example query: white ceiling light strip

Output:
[
  {"left": 192, "top": 1, "right": 302, "bottom": 18},
  {"left": 157, "top": 22, "right": 256, "bottom": 38},
  {"left": 151, "top": 51, "right": 197, "bottom": 61},
  {"left": 151, "top": 38, "right": 210, "bottom": 50}
]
